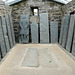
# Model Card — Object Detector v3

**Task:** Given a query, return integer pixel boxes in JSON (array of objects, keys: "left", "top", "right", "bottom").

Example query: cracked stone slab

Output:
[
  {"left": 66, "top": 15, "right": 75, "bottom": 52},
  {"left": 38, "top": 48, "right": 57, "bottom": 68},
  {"left": 0, "top": 44, "right": 75, "bottom": 75},
  {"left": 62, "top": 15, "right": 70, "bottom": 48},
  {"left": 50, "top": 22, "right": 58, "bottom": 43},
  {"left": 31, "top": 22, "right": 38, "bottom": 43},
  {"left": 22, "top": 48, "right": 39, "bottom": 67}
]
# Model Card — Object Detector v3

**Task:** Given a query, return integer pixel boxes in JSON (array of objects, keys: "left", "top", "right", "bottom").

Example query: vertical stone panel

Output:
[
  {"left": 50, "top": 22, "right": 58, "bottom": 43},
  {"left": 0, "top": 45, "right": 1, "bottom": 61},
  {"left": 5, "top": 14, "right": 13, "bottom": 48},
  {"left": 19, "top": 14, "right": 29, "bottom": 43},
  {"left": 1, "top": 16, "right": 10, "bottom": 52},
  {"left": 59, "top": 17, "right": 65, "bottom": 45},
  {"left": 31, "top": 22, "right": 38, "bottom": 43},
  {"left": 66, "top": 15, "right": 75, "bottom": 52},
  {"left": 0, "top": 17, "right": 6, "bottom": 57},
  {"left": 9, "top": 14, "right": 15, "bottom": 45},
  {"left": 72, "top": 28, "right": 75, "bottom": 56},
  {"left": 40, "top": 13, "right": 49, "bottom": 43},
  {"left": 62, "top": 15, "right": 70, "bottom": 48}
]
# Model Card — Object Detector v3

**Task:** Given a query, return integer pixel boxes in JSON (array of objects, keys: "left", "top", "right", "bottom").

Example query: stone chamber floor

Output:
[{"left": 0, "top": 44, "right": 75, "bottom": 75}]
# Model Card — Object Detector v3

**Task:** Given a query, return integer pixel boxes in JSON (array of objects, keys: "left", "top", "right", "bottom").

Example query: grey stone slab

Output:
[
  {"left": 40, "top": 31, "right": 49, "bottom": 43},
  {"left": 0, "top": 17, "right": 6, "bottom": 57},
  {"left": 50, "top": 22, "right": 58, "bottom": 43},
  {"left": 9, "top": 14, "right": 15, "bottom": 45},
  {"left": 40, "top": 23, "right": 49, "bottom": 32},
  {"left": 1, "top": 16, "right": 10, "bottom": 52},
  {"left": 66, "top": 15, "right": 75, "bottom": 52},
  {"left": 5, "top": 14, "right": 13, "bottom": 48},
  {"left": 31, "top": 22, "right": 38, "bottom": 44},
  {"left": 22, "top": 48, "right": 39, "bottom": 67},
  {"left": 0, "top": 40, "right": 6, "bottom": 57},
  {"left": 0, "top": 45, "right": 1, "bottom": 61},
  {"left": 72, "top": 28, "right": 75, "bottom": 56},
  {"left": 59, "top": 17, "right": 65, "bottom": 45},
  {"left": 40, "top": 13, "right": 49, "bottom": 43},
  {"left": 4, "top": 36, "right": 10, "bottom": 52},
  {"left": 38, "top": 48, "right": 57, "bottom": 68},
  {"left": 62, "top": 15, "right": 70, "bottom": 48},
  {"left": 19, "top": 14, "right": 29, "bottom": 43},
  {"left": 1, "top": 16, "right": 8, "bottom": 36}
]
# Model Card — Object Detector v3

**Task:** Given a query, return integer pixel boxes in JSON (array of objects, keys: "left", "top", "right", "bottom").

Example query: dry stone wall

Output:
[
  {"left": 0, "top": 0, "right": 12, "bottom": 16},
  {"left": 62, "top": 0, "right": 75, "bottom": 15},
  {"left": 11, "top": 0, "right": 63, "bottom": 42}
]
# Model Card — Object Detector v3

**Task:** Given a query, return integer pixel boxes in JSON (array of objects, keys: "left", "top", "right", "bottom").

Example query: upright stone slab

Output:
[
  {"left": 9, "top": 14, "right": 15, "bottom": 45},
  {"left": 0, "top": 45, "right": 1, "bottom": 61},
  {"left": 19, "top": 14, "right": 29, "bottom": 43},
  {"left": 40, "top": 13, "right": 49, "bottom": 43},
  {"left": 1, "top": 16, "right": 10, "bottom": 52},
  {"left": 31, "top": 22, "right": 38, "bottom": 43},
  {"left": 72, "top": 28, "right": 75, "bottom": 56},
  {"left": 0, "top": 17, "right": 6, "bottom": 57},
  {"left": 50, "top": 22, "right": 58, "bottom": 43},
  {"left": 66, "top": 15, "right": 75, "bottom": 52},
  {"left": 5, "top": 14, "right": 13, "bottom": 48},
  {"left": 59, "top": 17, "right": 65, "bottom": 45},
  {"left": 62, "top": 15, "right": 70, "bottom": 48}
]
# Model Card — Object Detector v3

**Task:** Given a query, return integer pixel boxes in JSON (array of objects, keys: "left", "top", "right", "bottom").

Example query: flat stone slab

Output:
[
  {"left": 0, "top": 17, "right": 6, "bottom": 57},
  {"left": 38, "top": 48, "right": 57, "bottom": 68},
  {"left": 0, "top": 40, "right": 6, "bottom": 57},
  {"left": 0, "top": 44, "right": 75, "bottom": 75},
  {"left": 59, "top": 17, "right": 65, "bottom": 45},
  {"left": 40, "top": 31, "right": 49, "bottom": 43},
  {"left": 72, "top": 29, "right": 75, "bottom": 56},
  {"left": 0, "top": 45, "right": 1, "bottom": 61},
  {"left": 40, "top": 13, "right": 49, "bottom": 43},
  {"left": 5, "top": 14, "right": 13, "bottom": 48},
  {"left": 4, "top": 36, "right": 10, "bottom": 52},
  {"left": 50, "top": 22, "right": 58, "bottom": 43},
  {"left": 22, "top": 47, "right": 57, "bottom": 68},
  {"left": 31, "top": 22, "right": 38, "bottom": 43},
  {"left": 19, "top": 14, "right": 29, "bottom": 43},
  {"left": 66, "top": 15, "right": 75, "bottom": 52},
  {"left": 1, "top": 16, "right": 10, "bottom": 52},
  {"left": 22, "top": 48, "right": 39, "bottom": 67},
  {"left": 9, "top": 14, "right": 15, "bottom": 45},
  {"left": 62, "top": 15, "right": 70, "bottom": 48}
]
